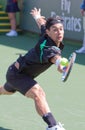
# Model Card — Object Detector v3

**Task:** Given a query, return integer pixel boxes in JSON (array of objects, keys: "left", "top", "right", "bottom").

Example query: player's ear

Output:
[{"left": 46, "top": 29, "right": 50, "bottom": 35}]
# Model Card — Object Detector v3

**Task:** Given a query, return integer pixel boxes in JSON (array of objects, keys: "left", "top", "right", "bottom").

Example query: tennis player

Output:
[{"left": 0, "top": 8, "right": 67, "bottom": 130}]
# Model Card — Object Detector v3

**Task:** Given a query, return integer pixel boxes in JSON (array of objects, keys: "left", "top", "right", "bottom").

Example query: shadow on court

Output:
[
  {"left": 0, "top": 127, "right": 12, "bottom": 130},
  {"left": 0, "top": 33, "right": 39, "bottom": 51}
]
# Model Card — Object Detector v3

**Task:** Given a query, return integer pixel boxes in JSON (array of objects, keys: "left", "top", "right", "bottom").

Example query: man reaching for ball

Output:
[{"left": 0, "top": 8, "right": 69, "bottom": 130}]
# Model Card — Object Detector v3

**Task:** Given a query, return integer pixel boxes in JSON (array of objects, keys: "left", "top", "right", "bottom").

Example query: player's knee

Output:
[
  {"left": 25, "top": 84, "right": 46, "bottom": 101},
  {"left": 32, "top": 84, "right": 46, "bottom": 102}
]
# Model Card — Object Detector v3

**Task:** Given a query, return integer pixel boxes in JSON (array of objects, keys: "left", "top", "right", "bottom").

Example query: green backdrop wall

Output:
[
  {"left": 0, "top": 0, "right": 83, "bottom": 41},
  {"left": 20, "top": 0, "right": 82, "bottom": 41}
]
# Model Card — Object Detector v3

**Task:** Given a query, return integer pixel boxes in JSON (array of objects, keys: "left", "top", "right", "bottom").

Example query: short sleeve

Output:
[{"left": 41, "top": 46, "right": 61, "bottom": 63}]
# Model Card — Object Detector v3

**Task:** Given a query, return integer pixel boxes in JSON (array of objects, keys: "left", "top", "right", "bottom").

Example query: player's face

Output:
[{"left": 46, "top": 23, "right": 64, "bottom": 45}]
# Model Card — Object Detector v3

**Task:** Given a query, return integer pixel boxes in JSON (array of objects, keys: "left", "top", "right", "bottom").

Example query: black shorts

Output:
[
  {"left": 6, "top": 3, "right": 20, "bottom": 13},
  {"left": 4, "top": 64, "right": 37, "bottom": 95}
]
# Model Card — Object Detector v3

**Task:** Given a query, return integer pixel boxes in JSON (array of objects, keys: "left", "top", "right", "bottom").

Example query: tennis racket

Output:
[{"left": 62, "top": 52, "right": 76, "bottom": 82}]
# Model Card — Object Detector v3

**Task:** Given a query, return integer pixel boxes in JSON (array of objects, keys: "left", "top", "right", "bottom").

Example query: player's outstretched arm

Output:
[{"left": 30, "top": 7, "right": 46, "bottom": 29}]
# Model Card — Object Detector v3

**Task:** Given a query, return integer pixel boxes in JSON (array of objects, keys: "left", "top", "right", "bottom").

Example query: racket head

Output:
[{"left": 62, "top": 52, "right": 76, "bottom": 82}]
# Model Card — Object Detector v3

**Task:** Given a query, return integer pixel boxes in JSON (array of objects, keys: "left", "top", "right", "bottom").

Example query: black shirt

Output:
[{"left": 17, "top": 25, "right": 64, "bottom": 78}]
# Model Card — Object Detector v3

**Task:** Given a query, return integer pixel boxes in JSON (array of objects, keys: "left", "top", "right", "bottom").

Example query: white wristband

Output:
[
  {"left": 33, "top": 15, "right": 41, "bottom": 20},
  {"left": 55, "top": 59, "right": 61, "bottom": 67}
]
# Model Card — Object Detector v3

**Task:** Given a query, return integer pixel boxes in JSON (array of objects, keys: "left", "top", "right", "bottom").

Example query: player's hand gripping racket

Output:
[{"left": 62, "top": 52, "right": 76, "bottom": 82}]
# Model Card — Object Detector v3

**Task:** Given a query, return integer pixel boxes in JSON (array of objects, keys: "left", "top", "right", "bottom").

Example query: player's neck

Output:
[{"left": 55, "top": 42, "right": 60, "bottom": 47}]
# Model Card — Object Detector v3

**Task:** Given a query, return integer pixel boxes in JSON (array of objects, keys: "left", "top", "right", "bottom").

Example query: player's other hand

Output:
[
  {"left": 30, "top": 7, "right": 46, "bottom": 27},
  {"left": 30, "top": 7, "right": 45, "bottom": 20},
  {"left": 30, "top": 7, "right": 41, "bottom": 18}
]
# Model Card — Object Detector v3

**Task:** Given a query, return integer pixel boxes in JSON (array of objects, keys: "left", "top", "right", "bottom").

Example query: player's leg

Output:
[
  {"left": 0, "top": 86, "right": 14, "bottom": 95},
  {"left": 0, "top": 65, "right": 17, "bottom": 95},
  {"left": 25, "top": 84, "right": 66, "bottom": 130},
  {"left": 2, "top": 63, "right": 66, "bottom": 130},
  {"left": 0, "top": 81, "right": 16, "bottom": 95},
  {"left": 25, "top": 84, "right": 51, "bottom": 116}
]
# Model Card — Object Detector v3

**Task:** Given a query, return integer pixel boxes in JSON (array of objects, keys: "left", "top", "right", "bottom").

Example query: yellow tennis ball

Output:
[{"left": 60, "top": 58, "right": 69, "bottom": 66}]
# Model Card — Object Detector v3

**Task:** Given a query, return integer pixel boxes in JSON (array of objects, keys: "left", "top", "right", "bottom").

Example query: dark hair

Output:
[{"left": 46, "top": 16, "right": 64, "bottom": 29}]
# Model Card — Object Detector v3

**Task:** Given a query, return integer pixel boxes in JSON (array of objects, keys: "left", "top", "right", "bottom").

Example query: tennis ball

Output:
[{"left": 60, "top": 58, "right": 69, "bottom": 66}]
